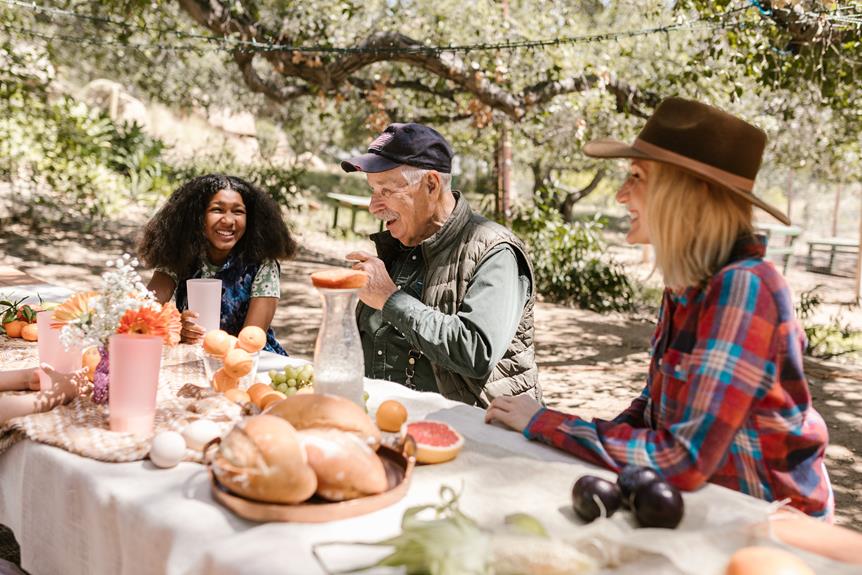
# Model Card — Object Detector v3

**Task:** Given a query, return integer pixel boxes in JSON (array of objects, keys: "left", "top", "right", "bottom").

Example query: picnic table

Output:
[
  {"left": 326, "top": 192, "right": 382, "bottom": 233},
  {"left": 806, "top": 236, "right": 860, "bottom": 277},
  {"left": 0, "top": 346, "right": 856, "bottom": 575}
]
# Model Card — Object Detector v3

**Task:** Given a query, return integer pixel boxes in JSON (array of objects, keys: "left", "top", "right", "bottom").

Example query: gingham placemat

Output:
[{"left": 0, "top": 344, "right": 243, "bottom": 462}]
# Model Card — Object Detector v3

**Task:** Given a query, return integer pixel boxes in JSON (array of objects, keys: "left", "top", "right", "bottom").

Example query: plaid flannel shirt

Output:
[{"left": 526, "top": 235, "right": 833, "bottom": 518}]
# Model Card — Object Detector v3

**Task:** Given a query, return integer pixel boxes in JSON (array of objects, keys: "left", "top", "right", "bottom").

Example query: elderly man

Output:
[{"left": 341, "top": 122, "right": 541, "bottom": 407}]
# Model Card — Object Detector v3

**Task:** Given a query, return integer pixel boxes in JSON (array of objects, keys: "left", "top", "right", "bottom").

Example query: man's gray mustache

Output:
[{"left": 371, "top": 210, "right": 399, "bottom": 222}]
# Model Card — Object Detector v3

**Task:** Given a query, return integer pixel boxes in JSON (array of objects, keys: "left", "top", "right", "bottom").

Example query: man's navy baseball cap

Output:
[{"left": 341, "top": 123, "right": 454, "bottom": 174}]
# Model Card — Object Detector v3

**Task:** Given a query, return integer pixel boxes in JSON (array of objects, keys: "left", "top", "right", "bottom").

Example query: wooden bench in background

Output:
[
  {"left": 326, "top": 192, "right": 382, "bottom": 233},
  {"left": 806, "top": 236, "right": 860, "bottom": 277},
  {"left": 756, "top": 223, "right": 802, "bottom": 273}
]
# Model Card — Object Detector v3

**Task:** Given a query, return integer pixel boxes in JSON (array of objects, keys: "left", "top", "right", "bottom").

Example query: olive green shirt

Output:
[{"left": 357, "top": 242, "right": 531, "bottom": 392}]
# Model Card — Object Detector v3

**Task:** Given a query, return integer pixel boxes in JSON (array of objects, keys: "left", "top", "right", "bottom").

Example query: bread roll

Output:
[
  {"left": 212, "top": 415, "right": 317, "bottom": 504},
  {"left": 310, "top": 269, "right": 369, "bottom": 289},
  {"left": 266, "top": 394, "right": 381, "bottom": 449},
  {"left": 298, "top": 428, "right": 389, "bottom": 501}
]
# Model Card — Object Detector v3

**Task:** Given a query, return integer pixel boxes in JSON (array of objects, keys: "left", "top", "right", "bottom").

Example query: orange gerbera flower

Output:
[
  {"left": 51, "top": 291, "right": 99, "bottom": 328},
  {"left": 117, "top": 307, "right": 167, "bottom": 339},
  {"left": 158, "top": 302, "right": 182, "bottom": 346}
]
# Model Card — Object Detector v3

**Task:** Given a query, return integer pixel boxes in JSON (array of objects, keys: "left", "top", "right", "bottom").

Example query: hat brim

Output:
[
  {"left": 340, "top": 153, "right": 402, "bottom": 174},
  {"left": 582, "top": 139, "right": 790, "bottom": 226}
]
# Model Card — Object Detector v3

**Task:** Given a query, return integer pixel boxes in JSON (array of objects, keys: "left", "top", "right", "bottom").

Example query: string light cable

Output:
[{"left": 0, "top": 0, "right": 785, "bottom": 56}]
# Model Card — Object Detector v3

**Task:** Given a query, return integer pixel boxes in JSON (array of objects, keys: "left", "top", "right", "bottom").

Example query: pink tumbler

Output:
[
  {"left": 186, "top": 279, "right": 222, "bottom": 333},
  {"left": 36, "top": 310, "right": 82, "bottom": 391},
  {"left": 108, "top": 334, "right": 163, "bottom": 434}
]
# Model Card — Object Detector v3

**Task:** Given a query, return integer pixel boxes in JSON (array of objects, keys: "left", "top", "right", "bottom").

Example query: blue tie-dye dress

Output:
[{"left": 174, "top": 255, "right": 288, "bottom": 356}]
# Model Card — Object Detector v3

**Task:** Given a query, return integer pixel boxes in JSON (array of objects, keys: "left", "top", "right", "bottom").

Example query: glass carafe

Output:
[{"left": 313, "top": 287, "right": 365, "bottom": 406}]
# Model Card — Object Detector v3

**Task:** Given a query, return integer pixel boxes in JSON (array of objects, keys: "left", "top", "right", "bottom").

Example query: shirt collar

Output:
[{"left": 668, "top": 233, "right": 765, "bottom": 305}]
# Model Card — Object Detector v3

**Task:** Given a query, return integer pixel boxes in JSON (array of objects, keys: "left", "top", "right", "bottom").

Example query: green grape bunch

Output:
[{"left": 268, "top": 364, "right": 314, "bottom": 396}]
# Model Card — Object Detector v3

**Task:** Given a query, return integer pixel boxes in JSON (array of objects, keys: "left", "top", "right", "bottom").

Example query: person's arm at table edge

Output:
[
  {"left": 381, "top": 245, "right": 529, "bottom": 379},
  {"left": 526, "top": 268, "right": 777, "bottom": 491},
  {"left": 0, "top": 366, "right": 86, "bottom": 423}
]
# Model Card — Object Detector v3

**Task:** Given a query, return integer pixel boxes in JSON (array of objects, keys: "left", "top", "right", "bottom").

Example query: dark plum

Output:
[
  {"left": 617, "top": 465, "right": 662, "bottom": 507},
  {"left": 632, "top": 479, "right": 684, "bottom": 529},
  {"left": 571, "top": 475, "right": 622, "bottom": 522}
]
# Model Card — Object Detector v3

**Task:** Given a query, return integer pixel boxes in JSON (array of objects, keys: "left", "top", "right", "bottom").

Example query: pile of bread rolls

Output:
[{"left": 212, "top": 394, "right": 390, "bottom": 504}]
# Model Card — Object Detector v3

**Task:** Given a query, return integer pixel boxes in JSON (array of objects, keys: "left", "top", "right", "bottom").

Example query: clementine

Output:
[
  {"left": 82, "top": 347, "right": 101, "bottom": 381},
  {"left": 375, "top": 399, "right": 408, "bottom": 432},
  {"left": 212, "top": 368, "right": 239, "bottom": 392},
  {"left": 224, "top": 388, "right": 251, "bottom": 404},
  {"left": 258, "top": 391, "right": 287, "bottom": 411},
  {"left": 237, "top": 326, "right": 266, "bottom": 353},
  {"left": 223, "top": 348, "right": 253, "bottom": 378},
  {"left": 247, "top": 383, "right": 274, "bottom": 406},
  {"left": 203, "top": 329, "right": 233, "bottom": 357},
  {"left": 21, "top": 323, "right": 38, "bottom": 342},
  {"left": 3, "top": 320, "right": 26, "bottom": 338}
]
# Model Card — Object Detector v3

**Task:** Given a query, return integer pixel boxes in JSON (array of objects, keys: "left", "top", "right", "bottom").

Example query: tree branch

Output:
[
  {"left": 234, "top": 52, "right": 312, "bottom": 101},
  {"left": 176, "top": 1, "right": 658, "bottom": 120},
  {"left": 348, "top": 76, "right": 457, "bottom": 101}
]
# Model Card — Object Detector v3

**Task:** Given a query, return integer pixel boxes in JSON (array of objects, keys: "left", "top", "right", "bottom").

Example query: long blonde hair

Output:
[{"left": 646, "top": 162, "right": 754, "bottom": 290}]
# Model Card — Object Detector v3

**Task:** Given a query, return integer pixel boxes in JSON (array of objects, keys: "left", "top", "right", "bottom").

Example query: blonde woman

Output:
[{"left": 486, "top": 98, "right": 833, "bottom": 518}]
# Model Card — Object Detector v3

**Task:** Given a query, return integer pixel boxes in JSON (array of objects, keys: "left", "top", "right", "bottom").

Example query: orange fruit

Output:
[
  {"left": 82, "top": 347, "right": 101, "bottom": 381},
  {"left": 247, "top": 383, "right": 274, "bottom": 406},
  {"left": 226, "top": 335, "right": 239, "bottom": 351},
  {"left": 203, "top": 329, "right": 233, "bottom": 357},
  {"left": 223, "top": 348, "right": 253, "bottom": 378},
  {"left": 375, "top": 399, "right": 408, "bottom": 432},
  {"left": 237, "top": 326, "right": 266, "bottom": 353},
  {"left": 21, "top": 323, "right": 38, "bottom": 342},
  {"left": 212, "top": 368, "right": 239, "bottom": 392},
  {"left": 3, "top": 320, "right": 26, "bottom": 338},
  {"left": 224, "top": 388, "right": 251, "bottom": 404},
  {"left": 258, "top": 391, "right": 287, "bottom": 410}
]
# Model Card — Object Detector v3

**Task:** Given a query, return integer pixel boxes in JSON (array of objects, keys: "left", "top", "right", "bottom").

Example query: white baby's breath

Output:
[{"left": 59, "top": 254, "right": 157, "bottom": 350}]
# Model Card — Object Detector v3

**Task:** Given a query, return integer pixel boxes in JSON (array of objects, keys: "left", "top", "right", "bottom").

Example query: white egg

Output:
[
  {"left": 149, "top": 431, "right": 186, "bottom": 469},
  {"left": 183, "top": 419, "right": 221, "bottom": 452}
]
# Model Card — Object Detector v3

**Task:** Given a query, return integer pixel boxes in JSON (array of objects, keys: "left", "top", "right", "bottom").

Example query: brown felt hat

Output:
[{"left": 583, "top": 97, "right": 789, "bottom": 225}]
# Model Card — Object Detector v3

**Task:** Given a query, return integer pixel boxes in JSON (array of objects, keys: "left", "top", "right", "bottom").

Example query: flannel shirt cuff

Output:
[{"left": 524, "top": 408, "right": 569, "bottom": 442}]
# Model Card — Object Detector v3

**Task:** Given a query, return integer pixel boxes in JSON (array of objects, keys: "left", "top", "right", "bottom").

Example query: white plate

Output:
[{"left": 256, "top": 351, "right": 310, "bottom": 374}]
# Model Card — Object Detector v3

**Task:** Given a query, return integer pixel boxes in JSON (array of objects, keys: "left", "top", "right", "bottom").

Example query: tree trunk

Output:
[
  {"left": 856, "top": 185, "right": 862, "bottom": 303},
  {"left": 831, "top": 184, "right": 841, "bottom": 237},
  {"left": 496, "top": 118, "right": 512, "bottom": 222},
  {"left": 530, "top": 161, "right": 550, "bottom": 196},
  {"left": 560, "top": 169, "right": 605, "bottom": 222}
]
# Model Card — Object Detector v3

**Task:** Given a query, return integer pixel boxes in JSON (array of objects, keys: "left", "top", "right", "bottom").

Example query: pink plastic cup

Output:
[
  {"left": 36, "top": 311, "right": 82, "bottom": 391},
  {"left": 108, "top": 334, "right": 163, "bottom": 434},
  {"left": 186, "top": 279, "right": 222, "bottom": 333}
]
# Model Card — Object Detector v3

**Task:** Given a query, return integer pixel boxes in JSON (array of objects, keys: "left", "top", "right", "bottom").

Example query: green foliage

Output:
[
  {"left": 513, "top": 191, "right": 635, "bottom": 312},
  {"left": 795, "top": 286, "right": 862, "bottom": 360},
  {"left": 0, "top": 41, "right": 172, "bottom": 221},
  {"left": 167, "top": 152, "right": 308, "bottom": 211}
]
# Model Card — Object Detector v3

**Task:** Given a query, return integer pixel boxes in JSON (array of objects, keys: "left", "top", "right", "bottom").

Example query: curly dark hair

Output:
[{"left": 137, "top": 174, "right": 297, "bottom": 280}]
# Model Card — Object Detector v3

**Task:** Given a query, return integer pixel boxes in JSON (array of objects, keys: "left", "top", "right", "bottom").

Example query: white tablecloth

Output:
[{"left": 0, "top": 380, "right": 852, "bottom": 575}]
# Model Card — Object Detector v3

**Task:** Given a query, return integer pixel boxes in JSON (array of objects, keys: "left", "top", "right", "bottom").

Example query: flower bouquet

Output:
[{"left": 52, "top": 254, "right": 181, "bottom": 403}]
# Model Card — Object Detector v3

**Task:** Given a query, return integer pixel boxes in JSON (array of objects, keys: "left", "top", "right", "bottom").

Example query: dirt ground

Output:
[{"left": 0, "top": 217, "right": 860, "bottom": 531}]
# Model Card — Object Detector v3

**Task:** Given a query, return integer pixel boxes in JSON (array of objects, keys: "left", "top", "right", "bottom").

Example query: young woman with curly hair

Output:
[
  {"left": 486, "top": 98, "right": 833, "bottom": 519},
  {"left": 138, "top": 174, "right": 297, "bottom": 355}
]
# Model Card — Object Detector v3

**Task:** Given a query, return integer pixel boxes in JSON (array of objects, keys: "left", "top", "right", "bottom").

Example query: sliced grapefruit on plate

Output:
[{"left": 405, "top": 420, "right": 464, "bottom": 464}]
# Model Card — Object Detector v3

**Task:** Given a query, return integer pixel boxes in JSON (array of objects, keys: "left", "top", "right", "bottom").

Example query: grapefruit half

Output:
[{"left": 406, "top": 420, "right": 464, "bottom": 464}]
